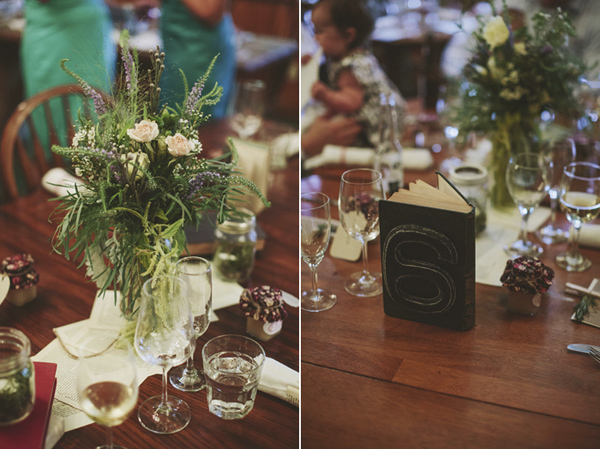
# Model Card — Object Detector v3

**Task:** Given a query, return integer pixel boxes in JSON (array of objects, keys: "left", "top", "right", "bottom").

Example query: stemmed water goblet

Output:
[
  {"left": 230, "top": 79, "right": 266, "bottom": 140},
  {"left": 301, "top": 192, "right": 337, "bottom": 312},
  {"left": 555, "top": 162, "right": 600, "bottom": 271},
  {"left": 504, "top": 153, "right": 548, "bottom": 258},
  {"left": 338, "top": 168, "right": 386, "bottom": 297},
  {"left": 76, "top": 342, "right": 138, "bottom": 449},
  {"left": 169, "top": 256, "right": 212, "bottom": 392},
  {"left": 135, "top": 275, "right": 194, "bottom": 434},
  {"left": 537, "top": 139, "right": 576, "bottom": 244}
]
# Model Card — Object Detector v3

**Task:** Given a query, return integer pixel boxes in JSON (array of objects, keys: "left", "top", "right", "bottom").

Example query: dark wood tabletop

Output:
[
  {"left": 301, "top": 157, "right": 600, "bottom": 448},
  {"left": 0, "top": 120, "right": 299, "bottom": 449}
]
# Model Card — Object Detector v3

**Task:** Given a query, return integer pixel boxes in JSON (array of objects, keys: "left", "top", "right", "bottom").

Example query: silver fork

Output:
[{"left": 589, "top": 347, "right": 600, "bottom": 365}]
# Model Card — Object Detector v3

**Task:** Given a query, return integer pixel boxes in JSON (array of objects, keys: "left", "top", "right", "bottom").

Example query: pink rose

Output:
[
  {"left": 165, "top": 133, "right": 193, "bottom": 157},
  {"left": 127, "top": 120, "right": 159, "bottom": 143}
]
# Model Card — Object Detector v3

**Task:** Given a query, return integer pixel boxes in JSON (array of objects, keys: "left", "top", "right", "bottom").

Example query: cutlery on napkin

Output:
[{"left": 258, "top": 357, "right": 299, "bottom": 407}]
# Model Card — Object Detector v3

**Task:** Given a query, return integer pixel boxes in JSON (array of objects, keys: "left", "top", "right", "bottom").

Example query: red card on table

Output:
[{"left": 0, "top": 361, "right": 58, "bottom": 449}]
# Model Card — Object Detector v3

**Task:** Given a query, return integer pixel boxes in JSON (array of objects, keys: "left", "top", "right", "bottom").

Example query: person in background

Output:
[
  {"left": 21, "top": 0, "right": 116, "bottom": 104},
  {"left": 159, "top": 0, "right": 236, "bottom": 120},
  {"left": 301, "top": 0, "right": 405, "bottom": 156}
]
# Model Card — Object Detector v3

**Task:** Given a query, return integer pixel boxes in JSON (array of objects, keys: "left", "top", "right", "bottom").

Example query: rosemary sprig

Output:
[{"left": 573, "top": 294, "right": 598, "bottom": 322}]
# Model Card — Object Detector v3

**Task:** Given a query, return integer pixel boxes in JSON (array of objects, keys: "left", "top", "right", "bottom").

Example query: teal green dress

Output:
[
  {"left": 160, "top": 0, "right": 236, "bottom": 119},
  {"left": 9, "top": 0, "right": 115, "bottom": 199},
  {"left": 21, "top": 0, "right": 116, "bottom": 99}
]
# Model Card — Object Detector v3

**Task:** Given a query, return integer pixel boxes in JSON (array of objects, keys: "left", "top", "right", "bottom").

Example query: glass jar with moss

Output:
[
  {"left": 213, "top": 208, "right": 257, "bottom": 283},
  {"left": 0, "top": 327, "right": 35, "bottom": 425}
]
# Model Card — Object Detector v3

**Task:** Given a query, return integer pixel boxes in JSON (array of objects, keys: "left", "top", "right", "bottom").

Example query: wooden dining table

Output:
[
  {"left": 301, "top": 155, "right": 600, "bottom": 448},
  {"left": 0, "top": 120, "right": 299, "bottom": 448}
]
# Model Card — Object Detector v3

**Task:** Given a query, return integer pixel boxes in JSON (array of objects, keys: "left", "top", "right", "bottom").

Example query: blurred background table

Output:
[
  {"left": 301, "top": 153, "right": 600, "bottom": 448},
  {"left": 0, "top": 119, "right": 299, "bottom": 449}
]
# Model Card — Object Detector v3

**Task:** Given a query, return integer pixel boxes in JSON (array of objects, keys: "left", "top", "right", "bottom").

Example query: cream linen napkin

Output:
[
  {"left": 580, "top": 224, "right": 600, "bottom": 249},
  {"left": 258, "top": 357, "right": 299, "bottom": 407},
  {"left": 41, "top": 167, "right": 82, "bottom": 196},
  {"left": 304, "top": 145, "right": 433, "bottom": 171},
  {"left": 230, "top": 138, "right": 270, "bottom": 215}
]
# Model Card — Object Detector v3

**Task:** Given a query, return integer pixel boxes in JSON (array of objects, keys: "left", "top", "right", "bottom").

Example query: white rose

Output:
[
  {"left": 483, "top": 16, "right": 509, "bottom": 49},
  {"left": 124, "top": 152, "right": 150, "bottom": 180},
  {"left": 127, "top": 120, "right": 159, "bottom": 143},
  {"left": 165, "top": 133, "right": 193, "bottom": 157}
]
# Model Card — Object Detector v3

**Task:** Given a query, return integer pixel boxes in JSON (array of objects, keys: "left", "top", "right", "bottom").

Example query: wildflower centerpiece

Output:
[
  {"left": 453, "top": 2, "right": 586, "bottom": 207},
  {"left": 51, "top": 32, "right": 268, "bottom": 315}
]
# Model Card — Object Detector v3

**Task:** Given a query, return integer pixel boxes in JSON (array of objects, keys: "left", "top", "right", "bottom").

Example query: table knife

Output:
[{"left": 567, "top": 343, "right": 600, "bottom": 354}]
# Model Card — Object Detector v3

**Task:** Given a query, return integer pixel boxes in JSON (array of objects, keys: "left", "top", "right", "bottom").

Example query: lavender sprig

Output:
[{"left": 60, "top": 59, "right": 107, "bottom": 115}]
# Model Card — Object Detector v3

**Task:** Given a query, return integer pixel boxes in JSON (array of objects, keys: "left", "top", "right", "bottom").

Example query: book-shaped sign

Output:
[{"left": 379, "top": 173, "right": 476, "bottom": 331}]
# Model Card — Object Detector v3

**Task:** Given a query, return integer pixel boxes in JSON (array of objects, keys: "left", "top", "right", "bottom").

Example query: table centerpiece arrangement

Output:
[
  {"left": 452, "top": 0, "right": 587, "bottom": 208},
  {"left": 50, "top": 31, "right": 269, "bottom": 318}
]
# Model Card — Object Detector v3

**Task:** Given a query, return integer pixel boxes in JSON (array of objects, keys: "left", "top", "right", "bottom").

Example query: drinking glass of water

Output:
[{"left": 202, "top": 334, "right": 265, "bottom": 420}]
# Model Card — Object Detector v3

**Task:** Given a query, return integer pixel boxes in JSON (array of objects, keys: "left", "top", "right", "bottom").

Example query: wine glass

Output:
[
  {"left": 537, "top": 139, "right": 576, "bottom": 244},
  {"left": 230, "top": 79, "right": 266, "bottom": 139},
  {"left": 77, "top": 342, "right": 138, "bottom": 449},
  {"left": 504, "top": 153, "right": 548, "bottom": 258},
  {"left": 301, "top": 192, "right": 337, "bottom": 312},
  {"left": 338, "top": 168, "right": 386, "bottom": 297},
  {"left": 169, "top": 257, "right": 212, "bottom": 391},
  {"left": 555, "top": 162, "right": 600, "bottom": 271},
  {"left": 135, "top": 275, "right": 194, "bottom": 434}
]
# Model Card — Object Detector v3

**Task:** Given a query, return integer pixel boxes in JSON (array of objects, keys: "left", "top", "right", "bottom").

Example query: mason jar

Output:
[
  {"left": 0, "top": 327, "right": 35, "bottom": 425},
  {"left": 449, "top": 164, "right": 488, "bottom": 235},
  {"left": 213, "top": 209, "right": 257, "bottom": 283}
]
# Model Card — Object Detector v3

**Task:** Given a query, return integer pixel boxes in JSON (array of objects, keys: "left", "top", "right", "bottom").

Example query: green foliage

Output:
[
  {"left": 573, "top": 294, "right": 598, "bottom": 322},
  {"left": 50, "top": 31, "right": 269, "bottom": 315},
  {"left": 453, "top": 2, "right": 587, "bottom": 138}
]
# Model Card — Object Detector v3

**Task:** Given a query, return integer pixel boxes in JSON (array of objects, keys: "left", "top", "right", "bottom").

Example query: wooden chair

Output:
[{"left": 0, "top": 84, "right": 92, "bottom": 201}]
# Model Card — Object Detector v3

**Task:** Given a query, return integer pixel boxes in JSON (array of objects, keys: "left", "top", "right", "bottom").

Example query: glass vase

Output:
[{"left": 489, "top": 114, "right": 540, "bottom": 209}]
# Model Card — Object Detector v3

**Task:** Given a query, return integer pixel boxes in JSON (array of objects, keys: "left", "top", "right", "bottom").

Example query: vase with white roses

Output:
[
  {"left": 453, "top": 1, "right": 586, "bottom": 208},
  {"left": 50, "top": 31, "right": 269, "bottom": 316}
]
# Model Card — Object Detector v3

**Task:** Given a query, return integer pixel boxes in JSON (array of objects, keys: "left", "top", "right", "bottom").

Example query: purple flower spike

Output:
[
  {"left": 184, "top": 81, "right": 205, "bottom": 116},
  {"left": 82, "top": 82, "right": 107, "bottom": 116}
]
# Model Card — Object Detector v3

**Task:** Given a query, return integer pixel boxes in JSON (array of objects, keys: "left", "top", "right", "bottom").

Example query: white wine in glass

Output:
[
  {"left": 339, "top": 169, "right": 386, "bottom": 297},
  {"left": 77, "top": 343, "right": 138, "bottom": 449},
  {"left": 301, "top": 192, "right": 337, "bottom": 312},
  {"left": 504, "top": 153, "right": 548, "bottom": 258},
  {"left": 556, "top": 162, "right": 600, "bottom": 271}
]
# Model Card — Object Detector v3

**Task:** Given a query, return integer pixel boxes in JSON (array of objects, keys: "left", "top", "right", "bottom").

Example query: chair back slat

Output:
[
  {"left": 15, "top": 136, "right": 41, "bottom": 193},
  {"left": 0, "top": 84, "right": 99, "bottom": 202},
  {"left": 25, "top": 114, "right": 51, "bottom": 176}
]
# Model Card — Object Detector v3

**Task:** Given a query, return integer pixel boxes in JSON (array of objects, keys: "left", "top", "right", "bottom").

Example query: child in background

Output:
[{"left": 310, "top": 0, "right": 405, "bottom": 147}]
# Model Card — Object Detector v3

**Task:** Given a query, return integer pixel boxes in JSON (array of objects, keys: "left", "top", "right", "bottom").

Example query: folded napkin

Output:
[
  {"left": 580, "top": 224, "right": 600, "bottom": 249},
  {"left": 271, "top": 132, "right": 300, "bottom": 158},
  {"left": 303, "top": 145, "right": 433, "bottom": 171},
  {"left": 229, "top": 138, "right": 270, "bottom": 215},
  {"left": 41, "top": 168, "right": 82, "bottom": 197},
  {"left": 258, "top": 357, "right": 299, "bottom": 407}
]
